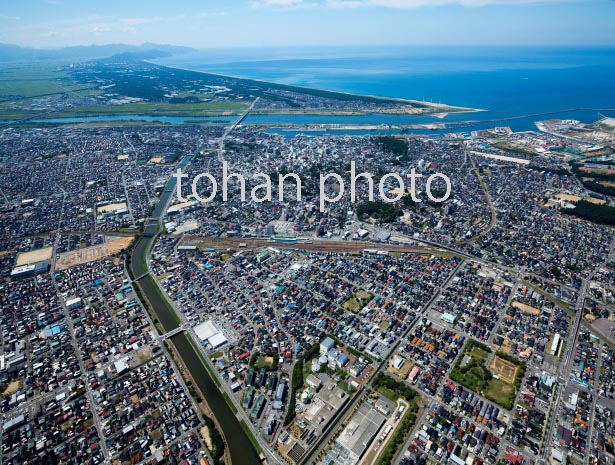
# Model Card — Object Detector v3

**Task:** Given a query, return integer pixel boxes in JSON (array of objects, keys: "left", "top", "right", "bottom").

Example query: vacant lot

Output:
[
  {"left": 2, "top": 379, "right": 22, "bottom": 397},
  {"left": 97, "top": 202, "right": 127, "bottom": 214},
  {"left": 15, "top": 246, "right": 53, "bottom": 266},
  {"left": 55, "top": 236, "right": 134, "bottom": 269},
  {"left": 254, "top": 355, "right": 275, "bottom": 370},
  {"left": 555, "top": 192, "right": 606, "bottom": 205},
  {"left": 468, "top": 345, "right": 490, "bottom": 361},
  {"left": 387, "top": 356, "right": 412, "bottom": 379},
  {"left": 512, "top": 301, "right": 541, "bottom": 316}
]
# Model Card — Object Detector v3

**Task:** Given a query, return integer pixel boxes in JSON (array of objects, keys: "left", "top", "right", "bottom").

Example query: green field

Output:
[
  {"left": 240, "top": 419, "right": 263, "bottom": 455},
  {"left": 50, "top": 100, "right": 248, "bottom": 117},
  {"left": 0, "top": 62, "right": 250, "bottom": 120},
  {"left": 0, "top": 101, "right": 246, "bottom": 121},
  {"left": 342, "top": 290, "right": 374, "bottom": 313},
  {"left": 377, "top": 386, "right": 400, "bottom": 402},
  {"left": 468, "top": 345, "right": 490, "bottom": 361},
  {"left": 0, "top": 64, "right": 94, "bottom": 100},
  {"left": 484, "top": 379, "right": 515, "bottom": 405},
  {"left": 0, "top": 59, "right": 473, "bottom": 124}
]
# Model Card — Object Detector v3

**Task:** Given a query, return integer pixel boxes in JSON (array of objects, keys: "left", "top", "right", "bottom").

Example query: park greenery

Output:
[
  {"left": 450, "top": 339, "right": 493, "bottom": 392},
  {"left": 343, "top": 290, "right": 375, "bottom": 313},
  {"left": 372, "top": 373, "right": 420, "bottom": 465},
  {"left": 580, "top": 180, "right": 615, "bottom": 197},
  {"left": 450, "top": 339, "right": 524, "bottom": 410},
  {"left": 356, "top": 201, "right": 403, "bottom": 223},
  {"left": 570, "top": 162, "right": 615, "bottom": 197},
  {"left": 375, "top": 408, "right": 418, "bottom": 465},
  {"left": 284, "top": 341, "right": 321, "bottom": 425},
  {"left": 372, "top": 372, "right": 418, "bottom": 402},
  {"left": 202, "top": 416, "right": 226, "bottom": 465},
  {"left": 249, "top": 351, "right": 278, "bottom": 371},
  {"left": 375, "top": 136, "right": 410, "bottom": 160}
]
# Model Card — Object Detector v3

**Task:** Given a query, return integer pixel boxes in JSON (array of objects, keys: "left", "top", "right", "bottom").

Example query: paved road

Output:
[
  {"left": 541, "top": 278, "right": 589, "bottom": 462},
  {"left": 586, "top": 344, "right": 602, "bottom": 465}
]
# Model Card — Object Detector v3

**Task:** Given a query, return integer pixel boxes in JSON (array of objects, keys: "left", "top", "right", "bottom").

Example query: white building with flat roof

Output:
[{"left": 194, "top": 320, "right": 228, "bottom": 349}]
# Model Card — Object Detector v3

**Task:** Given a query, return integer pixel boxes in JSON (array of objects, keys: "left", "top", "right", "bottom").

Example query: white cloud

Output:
[
  {"left": 365, "top": 0, "right": 572, "bottom": 6},
  {"left": 256, "top": 0, "right": 305, "bottom": 5},
  {"left": 0, "top": 14, "right": 21, "bottom": 20},
  {"left": 199, "top": 11, "right": 228, "bottom": 17},
  {"left": 92, "top": 26, "right": 112, "bottom": 34},
  {"left": 119, "top": 17, "right": 161, "bottom": 26},
  {"left": 252, "top": 0, "right": 320, "bottom": 8},
  {"left": 325, "top": 0, "right": 367, "bottom": 7},
  {"left": 9, "top": 14, "right": 163, "bottom": 43}
]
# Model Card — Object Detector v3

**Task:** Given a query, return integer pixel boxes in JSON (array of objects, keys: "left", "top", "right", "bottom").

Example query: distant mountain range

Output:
[{"left": 0, "top": 42, "right": 195, "bottom": 62}]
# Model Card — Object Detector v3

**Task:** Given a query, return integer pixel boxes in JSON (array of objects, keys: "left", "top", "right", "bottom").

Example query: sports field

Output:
[{"left": 490, "top": 354, "right": 518, "bottom": 385}]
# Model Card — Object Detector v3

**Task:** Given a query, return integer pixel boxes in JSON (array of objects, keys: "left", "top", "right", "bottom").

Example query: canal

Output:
[{"left": 129, "top": 157, "right": 262, "bottom": 465}]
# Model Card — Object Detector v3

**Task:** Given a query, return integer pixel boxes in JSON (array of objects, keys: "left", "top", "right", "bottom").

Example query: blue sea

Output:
[
  {"left": 15, "top": 47, "right": 613, "bottom": 136},
  {"left": 154, "top": 46, "right": 615, "bottom": 129}
]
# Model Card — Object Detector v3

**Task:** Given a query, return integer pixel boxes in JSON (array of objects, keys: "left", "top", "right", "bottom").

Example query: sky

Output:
[{"left": 0, "top": 0, "right": 613, "bottom": 48}]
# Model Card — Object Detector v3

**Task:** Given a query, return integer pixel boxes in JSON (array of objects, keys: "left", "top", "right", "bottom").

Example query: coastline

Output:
[{"left": 146, "top": 60, "right": 483, "bottom": 115}]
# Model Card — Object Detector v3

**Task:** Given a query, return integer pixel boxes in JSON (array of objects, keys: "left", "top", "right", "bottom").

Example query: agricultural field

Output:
[
  {"left": 49, "top": 100, "right": 248, "bottom": 117},
  {"left": 0, "top": 64, "right": 69, "bottom": 99}
]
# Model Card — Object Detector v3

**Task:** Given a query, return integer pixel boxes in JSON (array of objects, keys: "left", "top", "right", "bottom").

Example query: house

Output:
[{"left": 506, "top": 448, "right": 523, "bottom": 465}]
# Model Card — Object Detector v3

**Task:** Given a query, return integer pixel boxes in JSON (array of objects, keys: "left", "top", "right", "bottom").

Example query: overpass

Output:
[{"left": 217, "top": 97, "right": 259, "bottom": 163}]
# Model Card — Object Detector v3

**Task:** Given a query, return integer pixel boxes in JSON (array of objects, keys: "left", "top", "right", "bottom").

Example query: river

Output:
[
  {"left": 129, "top": 157, "right": 262, "bottom": 465},
  {"left": 8, "top": 107, "right": 613, "bottom": 138}
]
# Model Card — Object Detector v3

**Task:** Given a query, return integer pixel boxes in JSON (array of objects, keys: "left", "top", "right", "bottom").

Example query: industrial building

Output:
[
  {"left": 441, "top": 312, "right": 457, "bottom": 325},
  {"left": 333, "top": 402, "right": 386, "bottom": 464},
  {"left": 10, "top": 261, "right": 50, "bottom": 279},
  {"left": 65, "top": 297, "right": 83, "bottom": 311},
  {"left": 194, "top": 319, "right": 228, "bottom": 350},
  {"left": 550, "top": 333, "right": 562, "bottom": 356},
  {"left": 373, "top": 230, "right": 391, "bottom": 243},
  {"left": 320, "top": 337, "right": 335, "bottom": 355}
]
